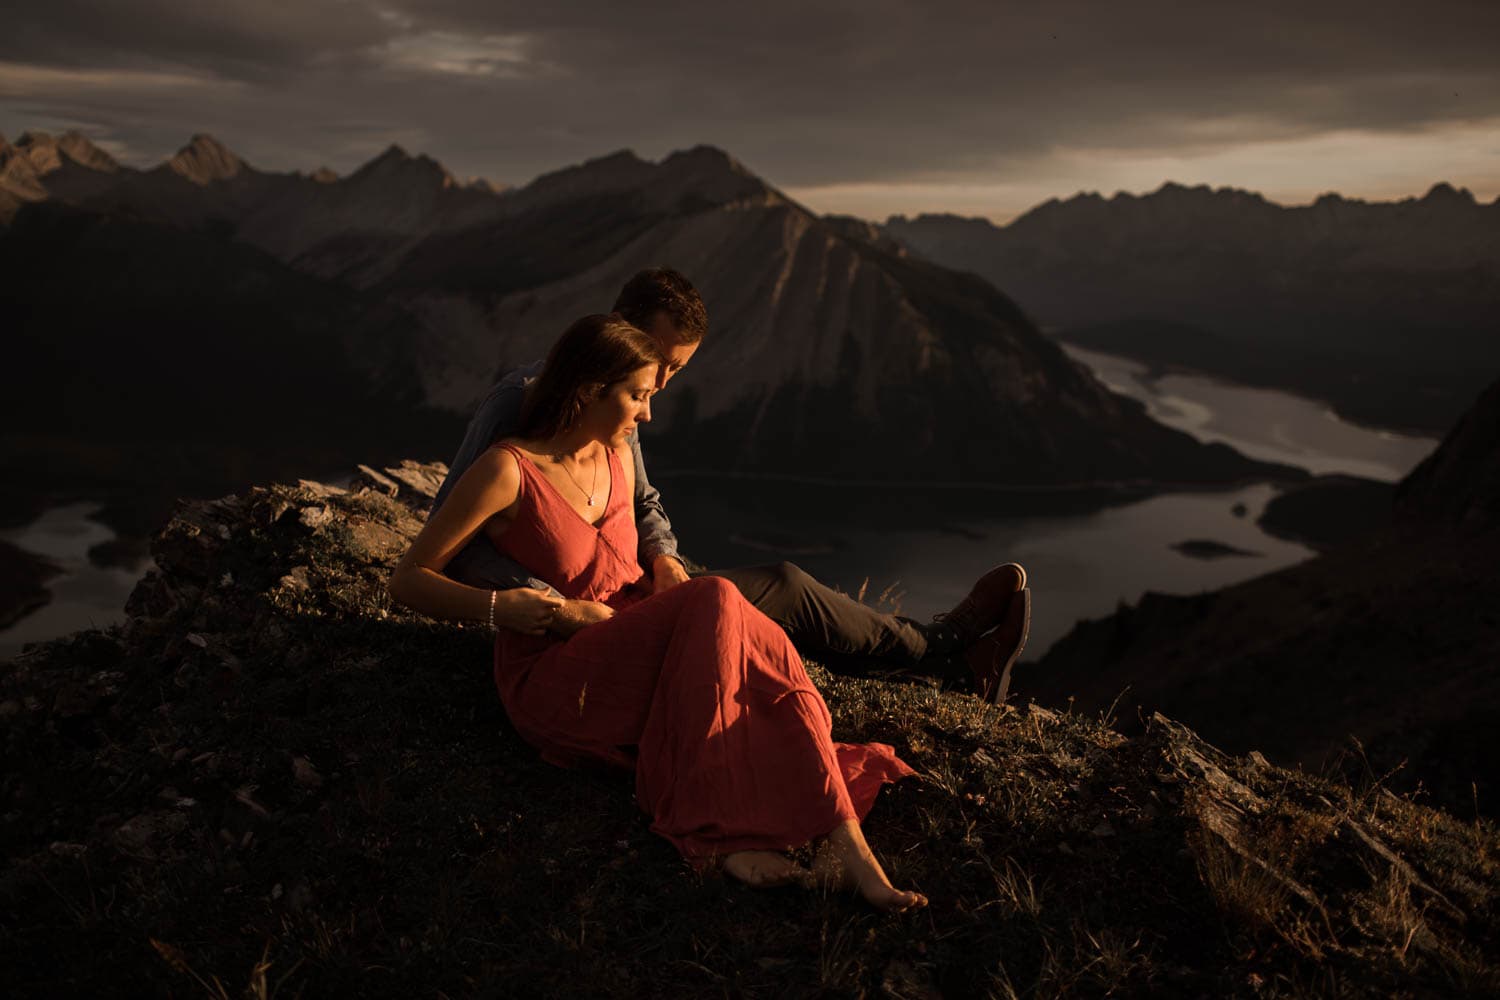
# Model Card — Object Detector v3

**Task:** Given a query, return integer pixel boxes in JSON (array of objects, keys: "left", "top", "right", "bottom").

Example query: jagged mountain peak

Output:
[
  {"left": 514, "top": 149, "right": 656, "bottom": 203},
  {"left": 0, "top": 134, "right": 47, "bottom": 211},
  {"left": 820, "top": 213, "right": 908, "bottom": 255},
  {"left": 11, "top": 129, "right": 118, "bottom": 176},
  {"left": 348, "top": 143, "right": 457, "bottom": 189},
  {"left": 1140, "top": 181, "right": 1272, "bottom": 209},
  {"left": 650, "top": 144, "right": 776, "bottom": 207},
  {"left": 15, "top": 129, "right": 55, "bottom": 149},
  {"left": 56, "top": 131, "right": 119, "bottom": 172},
  {"left": 169, "top": 133, "right": 248, "bottom": 184},
  {"left": 1421, "top": 181, "right": 1477, "bottom": 206},
  {"left": 364, "top": 143, "right": 413, "bottom": 167},
  {"left": 553, "top": 148, "right": 650, "bottom": 180},
  {"left": 1148, "top": 180, "right": 1207, "bottom": 198},
  {"left": 659, "top": 144, "right": 748, "bottom": 177},
  {"left": 584, "top": 149, "right": 647, "bottom": 169},
  {"left": 466, "top": 176, "right": 506, "bottom": 194},
  {"left": 1001, "top": 181, "right": 1283, "bottom": 230},
  {"left": 886, "top": 212, "right": 959, "bottom": 226},
  {"left": 514, "top": 145, "right": 774, "bottom": 214},
  {"left": 14, "top": 130, "right": 63, "bottom": 175}
]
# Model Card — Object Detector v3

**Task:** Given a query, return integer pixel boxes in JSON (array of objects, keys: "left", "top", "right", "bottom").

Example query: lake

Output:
[
  {"left": 0, "top": 503, "right": 156, "bottom": 659},
  {"left": 1060, "top": 344, "right": 1438, "bottom": 483},
  {"left": 0, "top": 349, "right": 1441, "bottom": 661},
  {"left": 655, "top": 344, "right": 1439, "bottom": 656}
]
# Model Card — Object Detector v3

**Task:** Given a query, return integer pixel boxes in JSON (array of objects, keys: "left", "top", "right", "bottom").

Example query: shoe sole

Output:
[
  {"left": 984, "top": 588, "right": 1031, "bottom": 706},
  {"left": 938, "top": 562, "right": 1029, "bottom": 646}
]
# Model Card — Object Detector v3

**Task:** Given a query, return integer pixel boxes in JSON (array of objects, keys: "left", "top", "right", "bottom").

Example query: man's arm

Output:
[
  {"left": 630, "top": 434, "right": 689, "bottom": 592},
  {"left": 444, "top": 540, "right": 562, "bottom": 597}
]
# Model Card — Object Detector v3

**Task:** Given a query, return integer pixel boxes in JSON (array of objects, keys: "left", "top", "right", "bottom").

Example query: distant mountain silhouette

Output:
[
  {"left": 1030, "top": 376, "right": 1500, "bottom": 816},
  {"left": 2, "top": 133, "right": 1296, "bottom": 491},
  {"left": 886, "top": 183, "right": 1500, "bottom": 433},
  {"left": 0, "top": 199, "right": 455, "bottom": 538}
]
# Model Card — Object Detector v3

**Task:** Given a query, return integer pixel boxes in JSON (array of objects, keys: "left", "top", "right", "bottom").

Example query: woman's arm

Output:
[{"left": 389, "top": 448, "right": 563, "bottom": 634}]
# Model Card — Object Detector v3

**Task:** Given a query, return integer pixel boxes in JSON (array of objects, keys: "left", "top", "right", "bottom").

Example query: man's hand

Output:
[
  {"left": 494, "top": 587, "right": 566, "bottom": 635},
  {"left": 549, "top": 599, "right": 615, "bottom": 637},
  {"left": 652, "top": 555, "right": 691, "bottom": 594}
]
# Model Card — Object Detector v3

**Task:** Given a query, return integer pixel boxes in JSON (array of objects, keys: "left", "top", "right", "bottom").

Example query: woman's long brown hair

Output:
[{"left": 516, "top": 313, "right": 665, "bottom": 442}]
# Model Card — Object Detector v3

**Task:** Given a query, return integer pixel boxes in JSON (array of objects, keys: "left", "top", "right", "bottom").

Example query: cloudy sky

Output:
[{"left": 3, "top": 0, "right": 1497, "bottom": 221}]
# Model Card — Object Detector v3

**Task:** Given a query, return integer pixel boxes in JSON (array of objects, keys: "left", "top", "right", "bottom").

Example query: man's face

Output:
[{"left": 645, "top": 313, "right": 700, "bottom": 390}]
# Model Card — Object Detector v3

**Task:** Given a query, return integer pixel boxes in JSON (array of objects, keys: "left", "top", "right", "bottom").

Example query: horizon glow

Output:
[{"left": 785, "top": 119, "right": 1500, "bottom": 224}]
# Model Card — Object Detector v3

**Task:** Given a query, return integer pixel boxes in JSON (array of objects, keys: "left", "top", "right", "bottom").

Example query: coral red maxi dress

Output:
[{"left": 488, "top": 443, "right": 916, "bottom": 861}]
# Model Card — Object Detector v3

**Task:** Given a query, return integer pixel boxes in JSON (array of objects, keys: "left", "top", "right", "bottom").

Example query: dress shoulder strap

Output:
[
  {"left": 605, "top": 447, "right": 627, "bottom": 515},
  {"left": 491, "top": 442, "right": 532, "bottom": 501}
]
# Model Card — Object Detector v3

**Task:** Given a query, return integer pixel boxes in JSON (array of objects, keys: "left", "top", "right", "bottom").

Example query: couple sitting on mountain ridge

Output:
[{"left": 389, "top": 268, "right": 1031, "bottom": 909}]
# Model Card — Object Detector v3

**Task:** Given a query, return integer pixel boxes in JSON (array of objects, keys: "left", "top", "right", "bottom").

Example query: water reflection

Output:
[
  {"left": 658, "top": 478, "right": 1314, "bottom": 659},
  {"left": 1062, "top": 344, "right": 1439, "bottom": 482},
  {"left": 0, "top": 504, "right": 153, "bottom": 659}
]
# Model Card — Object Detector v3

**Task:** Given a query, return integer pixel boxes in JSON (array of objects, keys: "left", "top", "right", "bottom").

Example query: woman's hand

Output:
[
  {"left": 652, "top": 555, "right": 691, "bottom": 594},
  {"left": 550, "top": 599, "right": 615, "bottom": 637},
  {"left": 494, "top": 588, "right": 567, "bottom": 635}
]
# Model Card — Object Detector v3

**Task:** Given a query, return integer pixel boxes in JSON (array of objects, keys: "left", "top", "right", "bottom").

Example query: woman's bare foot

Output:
[
  {"left": 813, "top": 820, "right": 928, "bottom": 912},
  {"left": 722, "top": 850, "right": 813, "bottom": 888}
]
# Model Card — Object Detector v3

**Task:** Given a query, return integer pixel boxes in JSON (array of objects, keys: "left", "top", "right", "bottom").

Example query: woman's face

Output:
[{"left": 583, "top": 365, "right": 656, "bottom": 447}]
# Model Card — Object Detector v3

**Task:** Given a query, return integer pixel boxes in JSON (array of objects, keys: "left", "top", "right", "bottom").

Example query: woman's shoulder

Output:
[
  {"left": 491, "top": 437, "right": 544, "bottom": 465},
  {"left": 466, "top": 441, "right": 524, "bottom": 488}
]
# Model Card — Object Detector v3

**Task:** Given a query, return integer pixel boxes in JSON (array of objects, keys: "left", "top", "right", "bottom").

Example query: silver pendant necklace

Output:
[{"left": 558, "top": 449, "right": 600, "bottom": 507}]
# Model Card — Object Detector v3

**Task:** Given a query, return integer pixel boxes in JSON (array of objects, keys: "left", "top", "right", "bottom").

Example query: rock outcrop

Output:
[{"left": 2, "top": 463, "right": 1495, "bottom": 995}]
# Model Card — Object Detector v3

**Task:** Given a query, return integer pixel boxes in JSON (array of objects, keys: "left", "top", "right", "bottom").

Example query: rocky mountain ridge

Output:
[
  {"left": 2, "top": 129, "right": 1292, "bottom": 491},
  {"left": 885, "top": 182, "right": 1500, "bottom": 433},
  {"left": 893, "top": 181, "right": 1500, "bottom": 274},
  {"left": 2, "top": 461, "right": 1495, "bottom": 995}
]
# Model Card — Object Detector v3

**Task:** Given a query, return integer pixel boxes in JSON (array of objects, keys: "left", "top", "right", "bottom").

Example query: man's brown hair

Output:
[{"left": 612, "top": 268, "right": 708, "bottom": 344}]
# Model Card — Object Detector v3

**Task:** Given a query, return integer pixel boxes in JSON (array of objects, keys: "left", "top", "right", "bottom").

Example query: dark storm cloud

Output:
[
  {"left": 0, "top": 1, "right": 398, "bottom": 78},
  {"left": 3, "top": 0, "right": 1498, "bottom": 189}
]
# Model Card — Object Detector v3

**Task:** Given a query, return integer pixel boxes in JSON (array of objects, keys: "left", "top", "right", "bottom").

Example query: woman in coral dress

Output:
[{"left": 390, "top": 314, "right": 925, "bottom": 910}]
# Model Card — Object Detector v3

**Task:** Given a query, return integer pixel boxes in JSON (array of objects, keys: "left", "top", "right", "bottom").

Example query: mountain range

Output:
[
  {"left": 1, "top": 129, "right": 1289, "bottom": 527},
  {"left": 886, "top": 184, "right": 1500, "bottom": 433}
]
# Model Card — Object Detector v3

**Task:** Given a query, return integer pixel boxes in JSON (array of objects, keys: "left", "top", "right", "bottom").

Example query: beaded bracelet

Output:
[{"left": 487, "top": 590, "right": 498, "bottom": 631}]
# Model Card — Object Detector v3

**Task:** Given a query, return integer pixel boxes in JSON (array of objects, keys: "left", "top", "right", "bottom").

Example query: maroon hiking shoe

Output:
[
  {"left": 965, "top": 588, "right": 1031, "bottom": 705},
  {"left": 933, "top": 563, "right": 1027, "bottom": 647}
]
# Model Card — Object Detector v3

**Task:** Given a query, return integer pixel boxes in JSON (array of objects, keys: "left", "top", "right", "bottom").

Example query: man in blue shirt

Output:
[{"left": 431, "top": 269, "right": 1032, "bottom": 703}]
